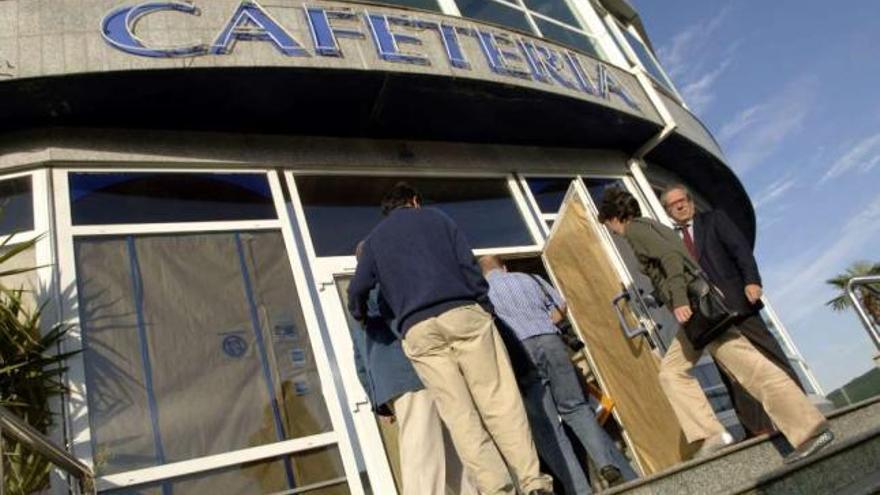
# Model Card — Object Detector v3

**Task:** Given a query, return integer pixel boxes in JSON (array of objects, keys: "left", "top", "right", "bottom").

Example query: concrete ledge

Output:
[{"left": 603, "top": 396, "right": 880, "bottom": 494}]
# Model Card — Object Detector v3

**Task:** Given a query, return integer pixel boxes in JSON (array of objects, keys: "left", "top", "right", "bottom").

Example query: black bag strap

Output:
[
  {"left": 528, "top": 274, "right": 562, "bottom": 312},
  {"left": 641, "top": 219, "right": 709, "bottom": 281}
]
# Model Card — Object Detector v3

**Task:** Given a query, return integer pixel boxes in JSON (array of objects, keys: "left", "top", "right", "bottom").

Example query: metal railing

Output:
[
  {"left": 0, "top": 406, "right": 95, "bottom": 495},
  {"left": 845, "top": 275, "right": 880, "bottom": 353}
]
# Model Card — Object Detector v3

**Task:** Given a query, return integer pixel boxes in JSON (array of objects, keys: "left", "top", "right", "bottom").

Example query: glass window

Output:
[
  {"left": 0, "top": 176, "right": 34, "bottom": 235},
  {"left": 456, "top": 0, "right": 535, "bottom": 35},
  {"left": 69, "top": 173, "right": 276, "bottom": 225},
  {"left": 103, "top": 447, "right": 349, "bottom": 495},
  {"left": 621, "top": 28, "right": 676, "bottom": 93},
  {"left": 364, "top": 0, "right": 441, "bottom": 12},
  {"left": 76, "top": 231, "right": 336, "bottom": 475},
  {"left": 521, "top": 0, "right": 578, "bottom": 26},
  {"left": 533, "top": 18, "right": 601, "bottom": 58},
  {"left": 296, "top": 176, "right": 535, "bottom": 257},
  {"left": 582, "top": 177, "right": 624, "bottom": 206},
  {"left": 526, "top": 177, "right": 573, "bottom": 214}
]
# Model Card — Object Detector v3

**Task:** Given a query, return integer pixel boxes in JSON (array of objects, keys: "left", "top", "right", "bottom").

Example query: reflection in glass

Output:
[
  {"left": 76, "top": 231, "right": 338, "bottom": 486},
  {"left": 534, "top": 18, "right": 600, "bottom": 58},
  {"left": 297, "top": 176, "right": 535, "bottom": 257},
  {"left": 367, "top": 0, "right": 441, "bottom": 11},
  {"left": 621, "top": 29, "right": 676, "bottom": 93},
  {"left": 334, "top": 278, "right": 404, "bottom": 493},
  {"left": 456, "top": 0, "right": 535, "bottom": 34},
  {"left": 521, "top": 0, "right": 579, "bottom": 26},
  {"left": 70, "top": 173, "right": 276, "bottom": 225},
  {"left": 103, "top": 447, "right": 350, "bottom": 495},
  {"left": 526, "top": 177, "right": 573, "bottom": 214},
  {"left": 0, "top": 176, "right": 34, "bottom": 235},
  {"left": 582, "top": 177, "right": 623, "bottom": 206}
]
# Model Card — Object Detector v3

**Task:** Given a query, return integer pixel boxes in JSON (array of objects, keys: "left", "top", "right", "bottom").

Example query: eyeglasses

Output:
[{"left": 664, "top": 198, "right": 690, "bottom": 209}]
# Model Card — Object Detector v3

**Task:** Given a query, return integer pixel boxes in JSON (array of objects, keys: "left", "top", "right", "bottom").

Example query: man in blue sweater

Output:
[
  {"left": 348, "top": 183, "right": 554, "bottom": 495},
  {"left": 351, "top": 280, "right": 475, "bottom": 495}
]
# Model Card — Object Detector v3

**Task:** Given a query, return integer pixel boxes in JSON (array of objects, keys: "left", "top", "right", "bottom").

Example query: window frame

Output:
[
  {"left": 51, "top": 167, "right": 366, "bottom": 494},
  {"left": 454, "top": 0, "right": 606, "bottom": 59},
  {"left": 610, "top": 20, "right": 682, "bottom": 101},
  {"left": 286, "top": 169, "right": 546, "bottom": 271}
]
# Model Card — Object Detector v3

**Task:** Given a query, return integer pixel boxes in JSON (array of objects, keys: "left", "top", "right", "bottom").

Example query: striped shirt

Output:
[{"left": 485, "top": 269, "right": 565, "bottom": 341}]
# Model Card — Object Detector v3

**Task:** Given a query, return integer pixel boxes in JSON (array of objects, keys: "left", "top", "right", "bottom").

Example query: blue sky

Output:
[{"left": 631, "top": 0, "right": 880, "bottom": 392}]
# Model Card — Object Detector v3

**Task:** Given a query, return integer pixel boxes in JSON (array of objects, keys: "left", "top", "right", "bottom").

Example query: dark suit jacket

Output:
[{"left": 693, "top": 210, "right": 763, "bottom": 315}]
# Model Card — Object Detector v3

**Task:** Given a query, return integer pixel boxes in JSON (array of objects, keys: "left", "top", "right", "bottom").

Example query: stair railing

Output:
[
  {"left": 0, "top": 405, "right": 96, "bottom": 495},
  {"left": 845, "top": 275, "right": 880, "bottom": 353}
]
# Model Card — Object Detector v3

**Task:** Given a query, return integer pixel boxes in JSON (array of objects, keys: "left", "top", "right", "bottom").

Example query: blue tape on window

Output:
[
  {"left": 127, "top": 237, "right": 172, "bottom": 495},
  {"left": 235, "top": 233, "right": 296, "bottom": 489}
]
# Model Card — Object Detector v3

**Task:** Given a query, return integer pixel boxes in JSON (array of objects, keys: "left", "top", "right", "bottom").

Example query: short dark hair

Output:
[
  {"left": 381, "top": 182, "right": 421, "bottom": 216},
  {"left": 597, "top": 187, "right": 641, "bottom": 223}
]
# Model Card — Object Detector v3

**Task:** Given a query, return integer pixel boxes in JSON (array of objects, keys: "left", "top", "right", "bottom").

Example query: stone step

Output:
[
  {"left": 603, "top": 396, "right": 880, "bottom": 494},
  {"left": 731, "top": 425, "right": 880, "bottom": 494}
]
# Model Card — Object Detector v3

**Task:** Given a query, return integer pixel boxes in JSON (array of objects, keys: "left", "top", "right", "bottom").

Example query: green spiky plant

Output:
[
  {"left": 0, "top": 234, "right": 76, "bottom": 495},
  {"left": 826, "top": 260, "right": 880, "bottom": 327}
]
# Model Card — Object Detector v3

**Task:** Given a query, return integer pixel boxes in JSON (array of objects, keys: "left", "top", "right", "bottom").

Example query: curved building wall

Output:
[{"left": 0, "top": 1, "right": 823, "bottom": 494}]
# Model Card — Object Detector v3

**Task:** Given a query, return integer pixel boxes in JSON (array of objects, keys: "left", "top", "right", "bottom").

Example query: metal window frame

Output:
[
  {"left": 50, "top": 167, "right": 365, "bottom": 493},
  {"left": 282, "top": 169, "right": 547, "bottom": 494},
  {"left": 616, "top": 21, "right": 682, "bottom": 101},
  {"left": 451, "top": 0, "right": 604, "bottom": 58}
]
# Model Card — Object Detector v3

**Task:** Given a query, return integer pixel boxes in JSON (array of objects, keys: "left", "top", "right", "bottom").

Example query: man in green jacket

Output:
[{"left": 597, "top": 187, "right": 832, "bottom": 465}]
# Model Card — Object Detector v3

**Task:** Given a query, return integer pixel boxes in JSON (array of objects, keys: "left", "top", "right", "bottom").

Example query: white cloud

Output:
[
  {"left": 820, "top": 132, "right": 880, "bottom": 183},
  {"left": 657, "top": 5, "right": 731, "bottom": 80},
  {"left": 753, "top": 176, "right": 796, "bottom": 210},
  {"left": 680, "top": 58, "right": 732, "bottom": 115},
  {"left": 768, "top": 193, "right": 880, "bottom": 325},
  {"left": 655, "top": 5, "right": 735, "bottom": 115},
  {"left": 718, "top": 77, "right": 819, "bottom": 174}
]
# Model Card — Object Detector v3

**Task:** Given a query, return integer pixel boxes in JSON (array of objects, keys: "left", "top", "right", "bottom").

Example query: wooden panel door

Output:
[{"left": 542, "top": 184, "right": 689, "bottom": 475}]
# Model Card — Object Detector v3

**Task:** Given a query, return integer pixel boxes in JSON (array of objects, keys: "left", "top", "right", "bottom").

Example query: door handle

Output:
[
  {"left": 612, "top": 290, "right": 650, "bottom": 341},
  {"left": 352, "top": 399, "right": 370, "bottom": 413}
]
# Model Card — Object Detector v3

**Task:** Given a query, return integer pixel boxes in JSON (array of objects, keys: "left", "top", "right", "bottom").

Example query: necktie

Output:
[{"left": 678, "top": 225, "right": 698, "bottom": 260}]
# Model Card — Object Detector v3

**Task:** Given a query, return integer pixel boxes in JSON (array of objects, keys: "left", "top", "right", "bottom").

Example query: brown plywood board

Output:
[{"left": 543, "top": 195, "right": 689, "bottom": 474}]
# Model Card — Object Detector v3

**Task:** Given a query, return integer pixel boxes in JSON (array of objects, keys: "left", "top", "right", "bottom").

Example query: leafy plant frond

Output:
[{"left": 0, "top": 231, "right": 77, "bottom": 495}]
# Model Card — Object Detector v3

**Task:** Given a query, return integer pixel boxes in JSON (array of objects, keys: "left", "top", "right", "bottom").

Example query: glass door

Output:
[
  {"left": 283, "top": 171, "right": 547, "bottom": 495},
  {"left": 54, "top": 169, "right": 363, "bottom": 494},
  {"left": 540, "top": 181, "right": 688, "bottom": 475}
]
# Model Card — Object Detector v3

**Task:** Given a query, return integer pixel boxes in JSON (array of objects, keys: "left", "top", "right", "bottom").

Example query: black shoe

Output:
[
  {"left": 527, "top": 490, "right": 555, "bottom": 495},
  {"left": 783, "top": 429, "right": 834, "bottom": 464},
  {"left": 600, "top": 465, "right": 624, "bottom": 487}
]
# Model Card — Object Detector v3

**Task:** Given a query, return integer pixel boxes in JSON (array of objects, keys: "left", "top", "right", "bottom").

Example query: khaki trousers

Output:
[
  {"left": 393, "top": 389, "right": 478, "bottom": 495},
  {"left": 659, "top": 329, "right": 827, "bottom": 448},
  {"left": 402, "top": 304, "right": 553, "bottom": 495}
]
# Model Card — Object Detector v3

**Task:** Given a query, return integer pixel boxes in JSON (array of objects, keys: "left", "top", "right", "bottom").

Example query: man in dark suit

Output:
[{"left": 660, "top": 184, "right": 805, "bottom": 437}]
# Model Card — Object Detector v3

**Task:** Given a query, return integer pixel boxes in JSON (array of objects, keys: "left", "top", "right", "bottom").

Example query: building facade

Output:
[{"left": 0, "top": 0, "right": 823, "bottom": 493}]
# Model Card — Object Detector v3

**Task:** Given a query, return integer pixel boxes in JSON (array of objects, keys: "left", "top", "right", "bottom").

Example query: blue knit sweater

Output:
[{"left": 348, "top": 207, "right": 490, "bottom": 334}]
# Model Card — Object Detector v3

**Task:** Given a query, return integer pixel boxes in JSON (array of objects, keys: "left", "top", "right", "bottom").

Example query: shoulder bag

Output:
[
  {"left": 528, "top": 274, "right": 586, "bottom": 352},
  {"left": 643, "top": 220, "right": 739, "bottom": 349}
]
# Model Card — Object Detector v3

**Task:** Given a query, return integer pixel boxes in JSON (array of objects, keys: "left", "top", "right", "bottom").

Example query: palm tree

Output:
[
  {"left": 826, "top": 261, "right": 880, "bottom": 327},
  {"left": 0, "top": 235, "right": 76, "bottom": 495}
]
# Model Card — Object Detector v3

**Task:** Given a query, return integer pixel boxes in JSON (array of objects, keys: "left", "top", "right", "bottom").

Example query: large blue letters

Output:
[
  {"left": 366, "top": 14, "right": 429, "bottom": 64},
  {"left": 305, "top": 6, "right": 364, "bottom": 57},
  {"left": 211, "top": 1, "right": 308, "bottom": 56},
  {"left": 102, "top": 2, "right": 208, "bottom": 58}
]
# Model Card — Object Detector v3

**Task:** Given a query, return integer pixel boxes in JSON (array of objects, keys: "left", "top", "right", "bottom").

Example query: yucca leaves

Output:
[{"left": 0, "top": 234, "right": 75, "bottom": 495}]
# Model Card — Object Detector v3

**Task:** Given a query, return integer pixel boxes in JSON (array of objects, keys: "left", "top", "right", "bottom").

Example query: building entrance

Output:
[{"left": 541, "top": 181, "right": 689, "bottom": 474}]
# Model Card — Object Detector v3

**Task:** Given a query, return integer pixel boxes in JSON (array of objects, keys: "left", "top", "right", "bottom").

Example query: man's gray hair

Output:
[{"left": 660, "top": 183, "right": 692, "bottom": 206}]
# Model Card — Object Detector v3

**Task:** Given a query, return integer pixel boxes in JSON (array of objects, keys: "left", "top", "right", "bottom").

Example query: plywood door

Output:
[{"left": 542, "top": 187, "right": 689, "bottom": 475}]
